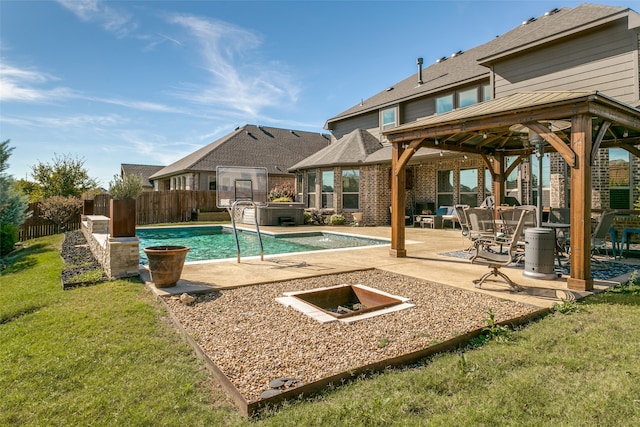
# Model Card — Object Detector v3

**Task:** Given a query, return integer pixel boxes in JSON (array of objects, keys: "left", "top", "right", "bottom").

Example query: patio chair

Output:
[
  {"left": 465, "top": 208, "right": 496, "bottom": 251},
  {"left": 454, "top": 205, "right": 471, "bottom": 237},
  {"left": 591, "top": 210, "right": 617, "bottom": 263},
  {"left": 549, "top": 207, "right": 571, "bottom": 224},
  {"left": 470, "top": 210, "right": 529, "bottom": 292}
]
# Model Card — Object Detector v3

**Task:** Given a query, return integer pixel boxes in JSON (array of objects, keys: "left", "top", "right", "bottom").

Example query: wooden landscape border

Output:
[{"left": 151, "top": 282, "right": 549, "bottom": 418}]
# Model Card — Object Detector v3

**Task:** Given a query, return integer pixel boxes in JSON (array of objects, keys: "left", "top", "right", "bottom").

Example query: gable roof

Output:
[
  {"left": 289, "top": 128, "right": 440, "bottom": 170},
  {"left": 150, "top": 125, "right": 331, "bottom": 180},
  {"left": 121, "top": 163, "right": 165, "bottom": 188},
  {"left": 325, "top": 3, "right": 631, "bottom": 129},
  {"left": 289, "top": 129, "right": 382, "bottom": 170}
]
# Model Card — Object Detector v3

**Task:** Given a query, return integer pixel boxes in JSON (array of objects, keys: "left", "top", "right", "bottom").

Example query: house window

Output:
[
  {"left": 321, "top": 170, "right": 334, "bottom": 208},
  {"left": 297, "top": 173, "right": 303, "bottom": 203},
  {"left": 484, "top": 168, "right": 493, "bottom": 197},
  {"left": 342, "top": 169, "right": 360, "bottom": 210},
  {"left": 437, "top": 169, "right": 454, "bottom": 207},
  {"left": 380, "top": 106, "right": 399, "bottom": 130},
  {"left": 307, "top": 172, "right": 316, "bottom": 208},
  {"left": 482, "top": 84, "right": 491, "bottom": 101},
  {"left": 609, "top": 148, "right": 631, "bottom": 209},
  {"left": 208, "top": 175, "right": 216, "bottom": 191},
  {"left": 436, "top": 94, "right": 454, "bottom": 114},
  {"left": 505, "top": 156, "right": 519, "bottom": 203},
  {"left": 531, "top": 153, "right": 550, "bottom": 207},
  {"left": 459, "top": 168, "right": 478, "bottom": 207},
  {"left": 458, "top": 88, "right": 478, "bottom": 109}
]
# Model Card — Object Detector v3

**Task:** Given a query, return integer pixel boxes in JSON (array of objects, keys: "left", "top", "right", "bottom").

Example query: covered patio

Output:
[{"left": 385, "top": 91, "right": 640, "bottom": 291}]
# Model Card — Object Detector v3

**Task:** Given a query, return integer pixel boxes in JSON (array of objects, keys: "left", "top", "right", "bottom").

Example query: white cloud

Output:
[
  {"left": 168, "top": 14, "right": 300, "bottom": 118},
  {"left": 56, "top": 0, "right": 136, "bottom": 38},
  {"left": 0, "top": 63, "right": 75, "bottom": 102},
  {"left": 1, "top": 112, "right": 124, "bottom": 129}
]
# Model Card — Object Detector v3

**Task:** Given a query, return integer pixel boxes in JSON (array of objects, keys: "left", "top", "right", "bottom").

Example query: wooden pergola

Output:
[{"left": 384, "top": 91, "right": 640, "bottom": 291}]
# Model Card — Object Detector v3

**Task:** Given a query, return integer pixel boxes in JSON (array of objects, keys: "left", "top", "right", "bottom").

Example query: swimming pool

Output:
[{"left": 137, "top": 226, "right": 388, "bottom": 264}]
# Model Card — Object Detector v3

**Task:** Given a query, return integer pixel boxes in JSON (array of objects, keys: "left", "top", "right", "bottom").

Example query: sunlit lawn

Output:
[{"left": 2, "top": 235, "right": 640, "bottom": 426}]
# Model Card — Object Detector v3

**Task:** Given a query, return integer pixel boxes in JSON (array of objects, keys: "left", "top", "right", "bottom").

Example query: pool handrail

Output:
[{"left": 229, "top": 200, "right": 264, "bottom": 263}]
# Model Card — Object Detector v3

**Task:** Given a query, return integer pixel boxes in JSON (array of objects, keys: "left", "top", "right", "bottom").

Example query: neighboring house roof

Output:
[
  {"left": 289, "top": 128, "right": 440, "bottom": 170},
  {"left": 121, "top": 163, "right": 165, "bottom": 188},
  {"left": 150, "top": 125, "right": 331, "bottom": 180},
  {"left": 325, "top": 3, "right": 630, "bottom": 128}
]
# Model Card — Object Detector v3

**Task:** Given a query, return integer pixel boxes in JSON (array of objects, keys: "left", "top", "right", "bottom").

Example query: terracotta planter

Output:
[
  {"left": 109, "top": 198, "right": 136, "bottom": 237},
  {"left": 143, "top": 245, "right": 190, "bottom": 288}
]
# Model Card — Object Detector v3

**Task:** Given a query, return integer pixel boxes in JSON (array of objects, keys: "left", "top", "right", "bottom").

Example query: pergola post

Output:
[
  {"left": 567, "top": 114, "right": 594, "bottom": 291},
  {"left": 390, "top": 143, "right": 407, "bottom": 257}
]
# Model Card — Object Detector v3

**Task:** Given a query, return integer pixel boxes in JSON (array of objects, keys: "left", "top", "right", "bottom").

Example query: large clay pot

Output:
[
  {"left": 143, "top": 245, "right": 190, "bottom": 288},
  {"left": 110, "top": 198, "right": 136, "bottom": 237}
]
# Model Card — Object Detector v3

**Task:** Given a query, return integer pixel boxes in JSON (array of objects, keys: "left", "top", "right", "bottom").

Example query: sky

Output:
[{"left": 1, "top": 0, "right": 637, "bottom": 187}]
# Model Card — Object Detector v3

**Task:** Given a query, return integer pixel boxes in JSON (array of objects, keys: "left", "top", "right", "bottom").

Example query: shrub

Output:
[
  {"left": 39, "top": 196, "right": 82, "bottom": 229},
  {"left": 329, "top": 214, "right": 345, "bottom": 225},
  {"left": 109, "top": 174, "right": 143, "bottom": 200},
  {"left": 303, "top": 211, "right": 312, "bottom": 224},
  {"left": 271, "top": 196, "right": 293, "bottom": 203},
  {"left": 0, "top": 224, "right": 18, "bottom": 256}
]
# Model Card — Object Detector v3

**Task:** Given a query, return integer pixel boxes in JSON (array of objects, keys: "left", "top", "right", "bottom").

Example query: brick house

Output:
[
  {"left": 149, "top": 124, "right": 330, "bottom": 193},
  {"left": 290, "top": 3, "right": 640, "bottom": 226}
]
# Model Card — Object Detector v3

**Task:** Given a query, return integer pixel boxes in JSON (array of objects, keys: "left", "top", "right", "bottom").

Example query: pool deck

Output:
[{"left": 140, "top": 224, "right": 640, "bottom": 309}]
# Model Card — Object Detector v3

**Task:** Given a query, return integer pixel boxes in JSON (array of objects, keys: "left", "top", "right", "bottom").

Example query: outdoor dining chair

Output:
[
  {"left": 464, "top": 208, "right": 496, "bottom": 251},
  {"left": 470, "top": 210, "right": 529, "bottom": 292},
  {"left": 591, "top": 210, "right": 617, "bottom": 264}
]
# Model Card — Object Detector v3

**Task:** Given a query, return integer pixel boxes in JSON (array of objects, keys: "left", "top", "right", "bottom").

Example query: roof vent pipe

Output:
[{"left": 417, "top": 57, "right": 423, "bottom": 85}]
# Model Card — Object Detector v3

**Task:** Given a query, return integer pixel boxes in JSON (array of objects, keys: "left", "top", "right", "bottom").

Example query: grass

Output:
[{"left": 2, "top": 235, "right": 640, "bottom": 425}]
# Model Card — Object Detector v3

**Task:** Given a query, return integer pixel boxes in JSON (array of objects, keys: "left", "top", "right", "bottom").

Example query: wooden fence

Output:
[
  {"left": 18, "top": 202, "right": 81, "bottom": 241},
  {"left": 18, "top": 190, "right": 226, "bottom": 241},
  {"left": 92, "top": 190, "right": 223, "bottom": 225}
]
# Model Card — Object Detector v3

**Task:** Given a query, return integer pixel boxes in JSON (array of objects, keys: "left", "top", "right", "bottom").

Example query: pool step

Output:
[{"left": 279, "top": 216, "right": 296, "bottom": 227}]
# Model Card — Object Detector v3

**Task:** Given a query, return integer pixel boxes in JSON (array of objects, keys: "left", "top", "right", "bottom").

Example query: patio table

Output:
[{"left": 619, "top": 228, "right": 640, "bottom": 259}]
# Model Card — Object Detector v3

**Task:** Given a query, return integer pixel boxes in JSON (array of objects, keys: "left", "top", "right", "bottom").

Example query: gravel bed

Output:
[{"left": 164, "top": 269, "right": 539, "bottom": 402}]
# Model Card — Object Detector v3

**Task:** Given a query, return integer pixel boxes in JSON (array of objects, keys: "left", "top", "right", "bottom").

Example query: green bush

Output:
[
  {"left": 0, "top": 224, "right": 17, "bottom": 256},
  {"left": 303, "top": 211, "right": 311, "bottom": 224},
  {"left": 271, "top": 196, "right": 293, "bottom": 203},
  {"left": 329, "top": 214, "right": 345, "bottom": 225},
  {"left": 109, "top": 174, "right": 143, "bottom": 200}
]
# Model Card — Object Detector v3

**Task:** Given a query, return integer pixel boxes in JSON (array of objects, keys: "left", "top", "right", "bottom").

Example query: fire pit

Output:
[{"left": 277, "top": 283, "right": 413, "bottom": 323}]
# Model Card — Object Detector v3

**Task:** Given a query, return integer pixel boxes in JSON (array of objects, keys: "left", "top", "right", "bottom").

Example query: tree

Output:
[
  {"left": 31, "top": 153, "right": 99, "bottom": 199},
  {"left": 1, "top": 140, "right": 31, "bottom": 255},
  {"left": 14, "top": 178, "right": 44, "bottom": 203}
]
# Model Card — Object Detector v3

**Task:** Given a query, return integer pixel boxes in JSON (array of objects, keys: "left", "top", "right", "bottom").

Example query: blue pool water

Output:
[{"left": 137, "top": 226, "right": 388, "bottom": 264}]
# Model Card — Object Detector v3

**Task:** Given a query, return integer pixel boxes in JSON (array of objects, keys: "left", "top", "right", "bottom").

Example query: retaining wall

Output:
[{"left": 82, "top": 215, "right": 140, "bottom": 280}]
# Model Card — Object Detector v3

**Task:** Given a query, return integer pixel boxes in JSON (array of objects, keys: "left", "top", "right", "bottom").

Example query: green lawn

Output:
[{"left": 2, "top": 235, "right": 640, "bottom": 426}]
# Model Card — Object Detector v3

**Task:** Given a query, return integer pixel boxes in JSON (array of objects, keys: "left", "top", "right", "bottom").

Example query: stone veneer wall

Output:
[{"left": 81, "top": 215, "right": 140, "bottom": 280}]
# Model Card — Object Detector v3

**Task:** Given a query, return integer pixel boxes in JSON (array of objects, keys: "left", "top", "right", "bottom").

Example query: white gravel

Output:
[{"left": 164, "top": 269, "right": 539, "bottom": 402}]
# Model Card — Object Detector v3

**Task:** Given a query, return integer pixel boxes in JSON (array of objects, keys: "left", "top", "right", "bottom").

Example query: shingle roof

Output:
[
  {"left": 289, "top": 129, "right": 382, "bottom": 170},
  {"left": 121, "top": 163, "right": 165, "bottom": 188},
  {"left": 325, "top": 3, "right": 630, "bottom": 128},
  {"left": 289, "top": 128, "right": 440, "bottom": 170},
  {"left": 150, "top": 125, "right": 331, "bottom": 179}
]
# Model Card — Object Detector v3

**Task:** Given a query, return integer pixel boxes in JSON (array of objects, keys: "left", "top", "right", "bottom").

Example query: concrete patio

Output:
[{"left": 141, "top": 224, "right": 640, "bottom": 309}]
